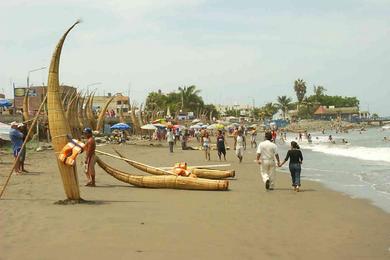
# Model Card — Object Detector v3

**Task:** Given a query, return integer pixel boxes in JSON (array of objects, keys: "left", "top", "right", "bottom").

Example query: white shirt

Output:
[
  {"left": 257, "top": 140, "right": 278, "bottom": 161},
  {"left": 236, "top": 135, "right": 245, "bottom": 148},
  {"left": 167, "top": 131, "right": 174, "bottom": 143}
]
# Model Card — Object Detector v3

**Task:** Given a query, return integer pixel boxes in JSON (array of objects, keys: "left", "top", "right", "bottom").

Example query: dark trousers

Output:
[
  {"left": 169, "top": 142, "right": 174, "bottom": 153},
  {"left": 289, "top": 163, "right": 301, "bottom": 187}
]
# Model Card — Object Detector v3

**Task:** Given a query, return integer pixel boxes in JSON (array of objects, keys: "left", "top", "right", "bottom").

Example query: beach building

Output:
[
  {"left": 92, "top": 93, "right": 130, "bottom": 116},
  {"left": 313, "top": 105, "right": 359, "bottom": 121},
  {"left": 13, "top": 85, "right": 76, "bottom": 115}
]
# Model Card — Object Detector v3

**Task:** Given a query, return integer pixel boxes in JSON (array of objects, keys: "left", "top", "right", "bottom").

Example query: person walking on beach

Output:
[
  {"left": 216, "top": 130, "right": 226, "bottom": 161},
  {"left": 83, "top": 128, "right": 96, "bottom": 186},
  {"left": 9, "top": 121, "right": 23, "bottom": 174},
  {"left": 279, "top": 141, "right": 303, "bottom": 192},
  {"left": 167, "top": 128, "right": 175, "bottom": 153},
  {"left": 256, "top": 132, "right": 281, "bottom": 190},
  {"left": 236, "top": 130, "right": 246, "bottom": 163},
  {"left": 250, "top": 128, "right": 257, "bottom": 148},
  {"left": 232, "top": 127, "right": 238, "bottom": 150},
  {"left": 202, "top": 132, "right": 211, "bottom": 161}
]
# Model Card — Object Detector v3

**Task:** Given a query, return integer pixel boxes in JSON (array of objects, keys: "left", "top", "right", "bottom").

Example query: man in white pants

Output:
[{"left": 256, "top": 132, "right": 280, "bottom": 190}]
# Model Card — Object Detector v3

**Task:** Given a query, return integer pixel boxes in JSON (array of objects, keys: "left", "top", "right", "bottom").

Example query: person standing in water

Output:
[
  {"left": 236, "top": 130, "right": 246, "bottom": 163},
  {"left": 216, "top": 130, "right": 226, "bottom": 161},
  {"left": 256, "top": 132, "right": 281, "bottom": 190},
  {"left": 279, "top": 141, "right": 303, "bottom": 192},
  {"left": 83, "top": 128, "right": 96, "bottom": 187}
]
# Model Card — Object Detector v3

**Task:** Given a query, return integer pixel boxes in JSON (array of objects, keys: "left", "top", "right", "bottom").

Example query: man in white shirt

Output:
[
  {"left": 166, "top": 128, "right": 175, "bottom": 153},
  {"left": 256, "top": 132, "right": 280, "bottom": 190}
]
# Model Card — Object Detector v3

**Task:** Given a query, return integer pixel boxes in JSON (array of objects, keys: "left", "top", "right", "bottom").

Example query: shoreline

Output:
[{"left": 1, "top": 141, "right": 389, "bottom": 259}]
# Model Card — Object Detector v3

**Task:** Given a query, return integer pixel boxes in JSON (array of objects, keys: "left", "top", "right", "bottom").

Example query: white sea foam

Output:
[{"left": 300, "top": 144, "right": 390, "bottom": 163}]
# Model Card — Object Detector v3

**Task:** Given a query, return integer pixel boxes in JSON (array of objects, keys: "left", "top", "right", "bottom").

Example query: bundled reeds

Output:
[
  {"left": 95, "top": 94, "right": 116, "bottom": 132},
  {"left": 47, "top": 21, "right": 81, "bottom": 200},
  {"left": 96, "top": 157, "right": 229, "bottom": 191},
  {"left": 23, "top": 89, "right": 29, "bottom": 121},
  {"left": 113, "top": 150, "right": 234, "bottom": 179}
]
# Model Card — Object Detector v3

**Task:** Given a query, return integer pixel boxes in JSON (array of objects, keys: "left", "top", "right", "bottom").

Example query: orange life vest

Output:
[
  {"left": 58, "top": 139, "right": 85, "bottom": 166},
  {"left": 173, "top": 162, "right": 190, "bottom": 176}
]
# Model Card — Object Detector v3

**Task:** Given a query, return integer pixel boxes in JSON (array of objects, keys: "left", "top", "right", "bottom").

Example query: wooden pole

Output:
[{"left": 0, "top": 94, "right": 47, "bottom": 199}]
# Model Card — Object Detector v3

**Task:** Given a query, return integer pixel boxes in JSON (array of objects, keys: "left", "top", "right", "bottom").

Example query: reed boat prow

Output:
[{"left": 47, "top": 21, "right": 81, "bottom": 200}]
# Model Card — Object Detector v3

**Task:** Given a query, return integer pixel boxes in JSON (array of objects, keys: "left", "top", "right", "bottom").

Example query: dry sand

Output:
[{"left": 1, "top": 139, "right": 389, "bottom": 260}]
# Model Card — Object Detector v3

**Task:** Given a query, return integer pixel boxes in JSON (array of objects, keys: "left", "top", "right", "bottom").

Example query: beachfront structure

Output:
[
  {"left": 215, "top": 104, "right": 252, "bottom": 117},
  {"left": 313, "top": 105, "right": 360, "bottom": 121},
  {"left": 93, "top": 93, "right": 130, "bottom": 115},
  {"left": 13, "top": 85, "right": 76, "bottom": 116}
]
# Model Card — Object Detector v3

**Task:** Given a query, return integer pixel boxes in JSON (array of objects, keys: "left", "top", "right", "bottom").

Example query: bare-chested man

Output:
[{"left": 83, "top": 128, "right": 96, "bottom": 186}]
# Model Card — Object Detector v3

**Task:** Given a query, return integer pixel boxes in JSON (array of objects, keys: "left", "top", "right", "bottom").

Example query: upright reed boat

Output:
[{"left": 47, "top": 21, "right": 81, "bottom": 201}]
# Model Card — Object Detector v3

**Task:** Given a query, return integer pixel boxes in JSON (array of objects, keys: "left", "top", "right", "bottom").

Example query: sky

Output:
[{"left": 1, "top": 0, "right": 389, "bottom": 115}]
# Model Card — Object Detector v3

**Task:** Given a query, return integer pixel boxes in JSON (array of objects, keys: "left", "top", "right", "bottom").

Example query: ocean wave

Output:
[{"left": 299, "top": 144, "right": 390, "bottom": 163}]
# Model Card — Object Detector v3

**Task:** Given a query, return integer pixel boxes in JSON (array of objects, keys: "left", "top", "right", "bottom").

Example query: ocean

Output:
[{"left": 276, "top": 127, "right": 390, "bottom": 213}]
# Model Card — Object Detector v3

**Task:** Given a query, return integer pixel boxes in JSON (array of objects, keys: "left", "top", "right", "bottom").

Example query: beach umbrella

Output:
[
  {"left": 190, "top": 125, "right": 202, "bottom": 129},
  {"left": 141, "top": 124, "right": 157, "bottom": 130},
  {"left": 152, "top": 123, "right": 166, "bottom": 128},
  {"left": 111, "top": 123, "right": 131, "bottom": 130},
  {"left": 0, "top": 98, "right": 12, "bottom": 108}
]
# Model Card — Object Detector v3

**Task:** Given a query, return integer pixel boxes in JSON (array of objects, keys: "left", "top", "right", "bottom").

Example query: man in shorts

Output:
[
  {"left": 83, "top": 128, "right": 96, "bottom": 186},
  {"left": 256, "top": 132, "right": 280, "bottom": 190}
]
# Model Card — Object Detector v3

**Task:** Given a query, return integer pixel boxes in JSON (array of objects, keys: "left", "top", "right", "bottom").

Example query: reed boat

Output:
[
  {"left": 96, "top": 157, "right": 229, "bottom": 191},
  {"left": 113, "top": 150, "right": 235, "bottom": 179},
  {"left": 95, "top": 94, "right": 116, "bottom": 132},
  {"left": 23, "top": 90, "right": 29, "bottom": 121},
  {"left": 47, "top": 21, "right": 81, "bottom": 200}
]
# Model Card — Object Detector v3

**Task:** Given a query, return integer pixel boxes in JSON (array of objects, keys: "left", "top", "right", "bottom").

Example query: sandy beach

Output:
[{"left": 1, "top": 139, "right": 389, "bottom": 260}]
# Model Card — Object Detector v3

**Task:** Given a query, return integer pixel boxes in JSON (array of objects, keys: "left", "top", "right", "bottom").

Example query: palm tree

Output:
[
  {"left": 261, "top": 102, "right": 279, "bottom": 119},
  {"left": 178, "top": 85, "right": 204, "bottom": 112},
  {"left": 294, "top": 79, "right": 307, "bottom": 103},
  {"left": 276, "top": 96, "right": 292, "bottom": 119}
]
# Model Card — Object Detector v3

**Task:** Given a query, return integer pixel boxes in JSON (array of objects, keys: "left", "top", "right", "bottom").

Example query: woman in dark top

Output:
[
  {"left": 216, "top": 130, "right": 226, "bottom": 161},
  {"left": 279, "top": 141, "right": 303, "bottom": 191}
]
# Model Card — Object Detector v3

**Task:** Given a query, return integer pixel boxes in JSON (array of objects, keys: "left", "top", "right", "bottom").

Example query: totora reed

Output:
[{"left": 47, "top": 21, "right": 82, "bottom": 201}]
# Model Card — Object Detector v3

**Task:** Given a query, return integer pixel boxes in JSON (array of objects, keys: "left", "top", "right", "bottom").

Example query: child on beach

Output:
[{"left": 279, "top": 141, "right": 303, "bottom": 192}]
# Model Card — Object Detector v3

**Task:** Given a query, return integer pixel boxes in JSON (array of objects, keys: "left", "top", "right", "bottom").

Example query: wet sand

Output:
[{"left": 1, "top": 140, "right": 389, "bottom": 260}]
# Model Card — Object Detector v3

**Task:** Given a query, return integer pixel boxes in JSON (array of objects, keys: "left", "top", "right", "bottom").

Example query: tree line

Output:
[{"left": 144, "top": 80, "right": 360, "bottom": 121}]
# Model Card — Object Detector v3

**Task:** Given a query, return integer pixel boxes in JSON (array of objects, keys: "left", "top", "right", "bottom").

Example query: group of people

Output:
[
  {"left": 9, "top": 122, "right": 97, "bottom": 187},
  {"left": 166, "top": 125, "right": 304, "bottom": 191}
]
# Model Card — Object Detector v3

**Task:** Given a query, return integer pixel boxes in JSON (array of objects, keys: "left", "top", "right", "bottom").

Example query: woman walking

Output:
[
  {"left": 279, "top": 141, "right": 303, "bottom": 191},
  {"left": 235, "top": 130, "right": 246, "bottom": 163},
  {"left": 202, "top": 132, "right": 211, "bottom": 161},
  {"left": 216, "top": 130, "right": 226, "bottom": 161}
]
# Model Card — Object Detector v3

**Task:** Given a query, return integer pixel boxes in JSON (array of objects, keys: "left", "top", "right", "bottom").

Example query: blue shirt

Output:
[{"left": 9, "top": 128, "right": 23, "bottom": 150}]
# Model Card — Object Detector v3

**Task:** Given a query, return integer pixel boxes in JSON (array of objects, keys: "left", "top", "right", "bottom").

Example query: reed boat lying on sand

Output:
[
  {"left": 113, "top": 150, "right": 235, "bottom": 179},
  {"left": 96, "top": 157, "right": 229, "bottom": 191}
]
